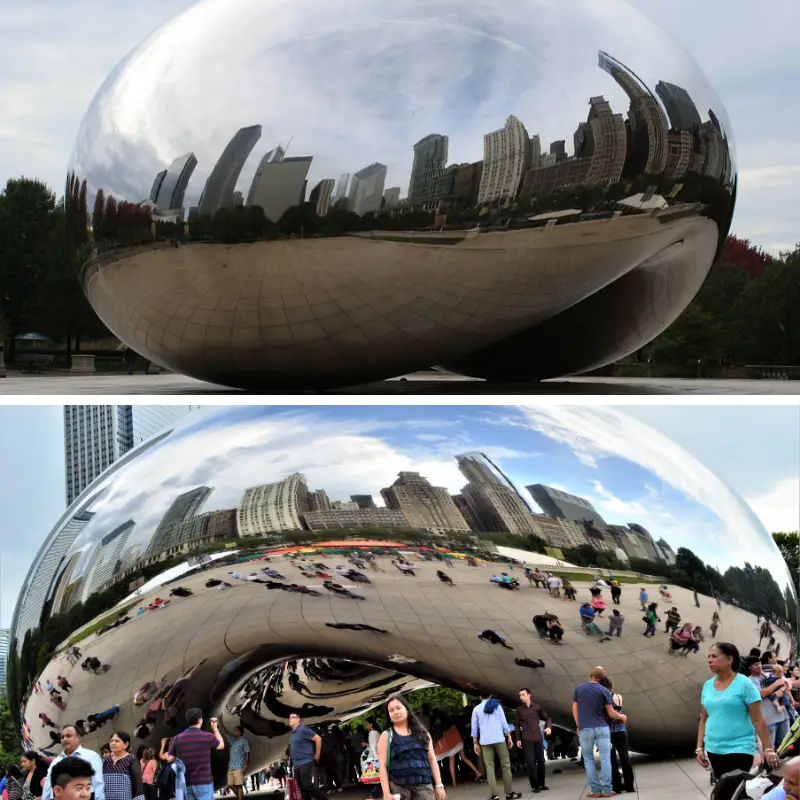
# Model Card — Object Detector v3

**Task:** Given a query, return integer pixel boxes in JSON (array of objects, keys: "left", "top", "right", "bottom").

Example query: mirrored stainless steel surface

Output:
[
  {"left": 67, "top": 0, "right": 736, "bottom": 389},
  {"left": 13, "top": 406, "right": 791, "bottom": 768}
]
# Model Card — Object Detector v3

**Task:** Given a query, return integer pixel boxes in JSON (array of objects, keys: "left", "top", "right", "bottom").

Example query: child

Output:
[
  {"left": 580, "top": 603, "right": 607, "bottom": 639},
  {"left": 50, "top": 756, "right": 95, "bottom": 800},
  {"left": 643, "top": 603, "right": 659, "bottom": 637},
  {"left": 606, "top": 609, "right": 625, "bottom": 638}
]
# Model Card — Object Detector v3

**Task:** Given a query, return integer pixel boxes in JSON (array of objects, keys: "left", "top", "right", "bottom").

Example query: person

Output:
[
  {"left": 639, "top": 588, "right": 648, "bottom": 611},
  {"left": 218, "top": 721, "right": 249, "bottom": 800},
  {"left": 513, "top": 689, "right": 551, "bottom": 794},
  {"left": 763, "top": 754, "right": 800, "bottom": 799},
  {"left": 166, "top": 708, "right": 225, "bottom": 800},
  {"left": 288, "top": 713, "right": 326, "bottom": 800},
  {"left": 609, "top": 581, "right": 621, "bottom": 606},
  {"left": 49, "top": 757, "right": 95, "bottom": 800},
  {"left": 572, "top": 667, "right": 626, "bottom": 798},
  {"left": 606, "top": 610, "right": 624, "bottom": 638},
  {"left": 138, "top": 749, "right": 157, "bottom": 800},
  {"left": 710, "top": 611, "right": 721, "bottom": 639},
  {"left": 664, "top": 607, "right": 682, "bottom": 635},
  {"left": 642, "top": 604, "right": 659, "bottom": 637},
  {"left": 591, "top": 592, "right": 606, "bottom": 617},
  {"left": 436, "top": 571, "right": 454, "bottom": 586},
  {"left": 750, "top": 662, "right": 790, "bottom": 747},
  {"left": 376, "top": 696, "right": 447, "bottom": 800},
  {"left": 103, "top": 731, "right": 145, "bottom": 800},
  {"left": 5, "top": 767, "right": 25, "bottom": 800},
  {"left": 696, "top": 642, "right": 779, "bottom": 780},
  {"left": 471, "top": 693, "right": 519, "bottom": 800},
  {"left": 598, "top": 676, "right": 635, "bottom": 795},
  {"left": 42, "top": 726, "right": 105, "bottom": 800},
  {"left": 21, "top": 752, "right": 50, "bottom": 799}
]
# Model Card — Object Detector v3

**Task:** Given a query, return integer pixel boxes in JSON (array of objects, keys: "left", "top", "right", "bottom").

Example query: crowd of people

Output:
[{"left": 8, "top": 550, "right": 800, "bottom": 800}]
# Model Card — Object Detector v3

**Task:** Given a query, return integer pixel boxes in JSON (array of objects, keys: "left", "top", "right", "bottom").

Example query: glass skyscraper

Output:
[{"left": 64, "top": 406, "right": 201, "bottom": 505}]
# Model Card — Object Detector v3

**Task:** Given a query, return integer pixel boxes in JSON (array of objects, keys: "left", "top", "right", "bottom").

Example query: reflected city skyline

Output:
[
  {"left": 73, "top": 52, "right": 733, "bottom": 235},
  {"left": 10, "top": 405, "right": 794, "bottom": 650},
  {"left": 7, "top": 405, "right": 796, "bottom": 764},
  {"left": 65, "top": 0, "right": 738, "bottom": 389}
]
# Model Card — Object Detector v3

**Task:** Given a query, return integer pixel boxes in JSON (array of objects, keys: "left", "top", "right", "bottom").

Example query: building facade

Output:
[
  {"left": 309, "top": 178, "right": 335, "bottom": 217},
  {"left": 304, "top": 507, "right": 410, "bottom": 531},
  {"left": 349, "top": 163, "right": 388, "bottom": 216},
  {"left": 0, "top": 628, "right": 9, "bottom": 695},
  {"left": 381, "top": 472, "right": 469, "bottom": 534},
  {"left": 65, "top": 406, "right": 199, "bottom": 505},
  {"left": 197, "top": 124, "right": 262, "bottom": 217},
  {"left": 477, "top": 115, "right": 531, "bottom": 207},
  {"left": 237, "top": 473, "right": 310, "bottom": 535},
  {"left": 247, "top": 156, "right": 313, "bottom": 222},
  {"left": 527, "top": 484, "right": 606, "bottom": 525}
]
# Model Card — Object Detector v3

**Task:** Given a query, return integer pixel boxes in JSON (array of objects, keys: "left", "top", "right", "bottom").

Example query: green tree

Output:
[
  {"left": 0, "top": 178, "right": 59, "bottom": 359},
  {"left": 773, "top": 532, "right": 799, "bottom": 596},
  {"left": 0, "top": 693, "right": 20, "bottom": 769}
]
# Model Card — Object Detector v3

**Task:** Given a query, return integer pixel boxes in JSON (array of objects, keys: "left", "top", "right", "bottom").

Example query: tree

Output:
[
  {"left": 773, "top": 532, "right": 799, "bottom": 597},
  {"left": 0, "top": 178, "right": 59, "bottom": 360},
  {"left": 0, "top": 693, "right": 19, "bottom": 769}
]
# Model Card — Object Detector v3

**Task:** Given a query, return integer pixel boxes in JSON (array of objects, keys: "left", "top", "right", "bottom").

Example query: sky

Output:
[
  {"left": 0, "top": 403, "right": 797, "bottom": 630},
  {"left": 1, "top": 0, "right": 798, "bottom": 253}
]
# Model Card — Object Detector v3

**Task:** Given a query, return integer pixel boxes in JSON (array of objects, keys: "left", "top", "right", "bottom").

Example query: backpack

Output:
[{"left": 157, "top": 758, "right": 177, "bottom": 800}]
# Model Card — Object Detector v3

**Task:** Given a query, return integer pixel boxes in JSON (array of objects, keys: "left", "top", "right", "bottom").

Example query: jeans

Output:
[
  {"left": 606, "top": 625, "right": 622, "bottom": 637},
  {"left": 609, "top": 731, "right": 635, "bottom": 793},
  {"left": 521, "top": 739, "right": 546, "bottom": 789},
  {"left": 644, "top": 623, "right": 656, "bottom": 636},
  {"left": 578, "top": 727, "right": 612, "bottom": 795},
  {"left": 769, "top": 719, "right": 789, "bottom": 747},
  {"left": 186, "top": 785, "right": 215, "bottom": 800},
  {"left": 480, "top": 742, "right": 513, "bottom": 797},
  {"left": 294, "top": 762, "right": 328, "bottom": 800}
]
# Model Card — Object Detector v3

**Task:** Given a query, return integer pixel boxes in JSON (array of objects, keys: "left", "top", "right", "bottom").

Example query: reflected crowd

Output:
[{"left": 6, "top": 546, "right": 800, "bottom": 799}]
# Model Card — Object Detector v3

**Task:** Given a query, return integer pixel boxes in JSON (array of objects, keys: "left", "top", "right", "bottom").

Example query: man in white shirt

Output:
[
  {"left": 42, "top": 726, "right": 104, "bottom": 800},
  {"left": 547, "top": 575, "right": 562, "bottom": 598}
]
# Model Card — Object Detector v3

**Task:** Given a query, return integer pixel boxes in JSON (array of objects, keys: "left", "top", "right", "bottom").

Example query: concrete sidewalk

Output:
[
  {"left": 244, "top": 755, "right": 723, "bottom": 800},
  {"left": 0, "top": 371, "right": 798, "bottom": 394}
]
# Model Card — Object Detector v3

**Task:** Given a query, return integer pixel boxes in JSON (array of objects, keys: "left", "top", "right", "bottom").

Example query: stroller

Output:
[{"left": 710, "top": 714, "right": 800, "bottom": 800}]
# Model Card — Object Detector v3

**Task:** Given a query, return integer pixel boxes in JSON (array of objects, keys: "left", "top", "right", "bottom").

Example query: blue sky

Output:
[
  {"left": 0, "top": 404, "right": 797, "bottom": 628},
  {"left": 1, "top": 0, "right": 798, "bottom": 253}
]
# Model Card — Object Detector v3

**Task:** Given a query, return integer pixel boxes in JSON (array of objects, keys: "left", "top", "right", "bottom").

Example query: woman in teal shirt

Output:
[{"left": 696, "top": 642, "right": 780, "bottom": 778}]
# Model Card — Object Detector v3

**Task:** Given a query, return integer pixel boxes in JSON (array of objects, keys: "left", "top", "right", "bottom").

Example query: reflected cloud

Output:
[{"left": 62, "top": 0, "right": 735, "bottom": 389}]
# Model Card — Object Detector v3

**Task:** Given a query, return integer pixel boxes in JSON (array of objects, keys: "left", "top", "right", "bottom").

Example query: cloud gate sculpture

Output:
[
  {"left": 9, "top": 406, "right": 796, "bottom": 772},
  {"left": 67, "top": 0, "right": 736, "bottom": 389}
]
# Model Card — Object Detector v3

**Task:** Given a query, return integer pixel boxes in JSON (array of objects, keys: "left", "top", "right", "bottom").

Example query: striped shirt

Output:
[{"left": 169, "top": 729, "right": 218, "bottom": 786}]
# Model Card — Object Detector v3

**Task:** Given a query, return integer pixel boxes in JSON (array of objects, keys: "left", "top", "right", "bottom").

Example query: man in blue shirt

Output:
[
  {"left": 572, "top": 668, "right": 626, "bottom": 798},
  {"left": 638, "top": 589, "right": 648, "bottom": 611},
  {"left": 288, "top": 714, "right": 326, "bottom": 800},
  {"left": 471, "top": 694, "right": 520, "bottom": 800},
  {"left": 219, "top": 721, "right": 250, "bottom": 800}
]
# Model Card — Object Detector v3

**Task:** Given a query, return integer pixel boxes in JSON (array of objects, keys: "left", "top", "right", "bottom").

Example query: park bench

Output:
[{"left": 15, "top": 353, "right": 55, "bottom": 373}]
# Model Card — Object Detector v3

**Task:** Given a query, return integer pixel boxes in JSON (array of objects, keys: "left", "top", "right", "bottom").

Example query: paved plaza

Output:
[
  {"left": 1, "top": 370, "right": 799, "bottom": 394},
  {"left": 248, "top": 755, "right": 724, "bottom": 800}
]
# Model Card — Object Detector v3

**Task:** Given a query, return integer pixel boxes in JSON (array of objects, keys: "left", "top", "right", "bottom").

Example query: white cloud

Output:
[
  {"left": 590, "top": 480, "right": 648, "bottom": 517},
  {"left": 515, "top": 405, "right": 791, "bottom": 580},
  {"left": 0, "top": 0, "right": 797, "bottom": 250},
  {"left": 745, "top": 477, "right": 800, "bottom": 535}
]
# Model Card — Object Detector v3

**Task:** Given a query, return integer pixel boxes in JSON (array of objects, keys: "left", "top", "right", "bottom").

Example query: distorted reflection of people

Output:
[
  {"left": 377, "top": 696, "right": 446, "bottom": 800},
  {"left": 696, "top": 643, "right": 779, "bottom": 780}
]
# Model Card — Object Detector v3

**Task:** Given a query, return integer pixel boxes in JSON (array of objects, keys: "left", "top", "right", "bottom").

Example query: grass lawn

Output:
[
  {"left": 550, "top": 571, "right": 663, "bottom": 584},
  {"left": 67, "top": 602, "right": 139, "bottom": 646}
]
